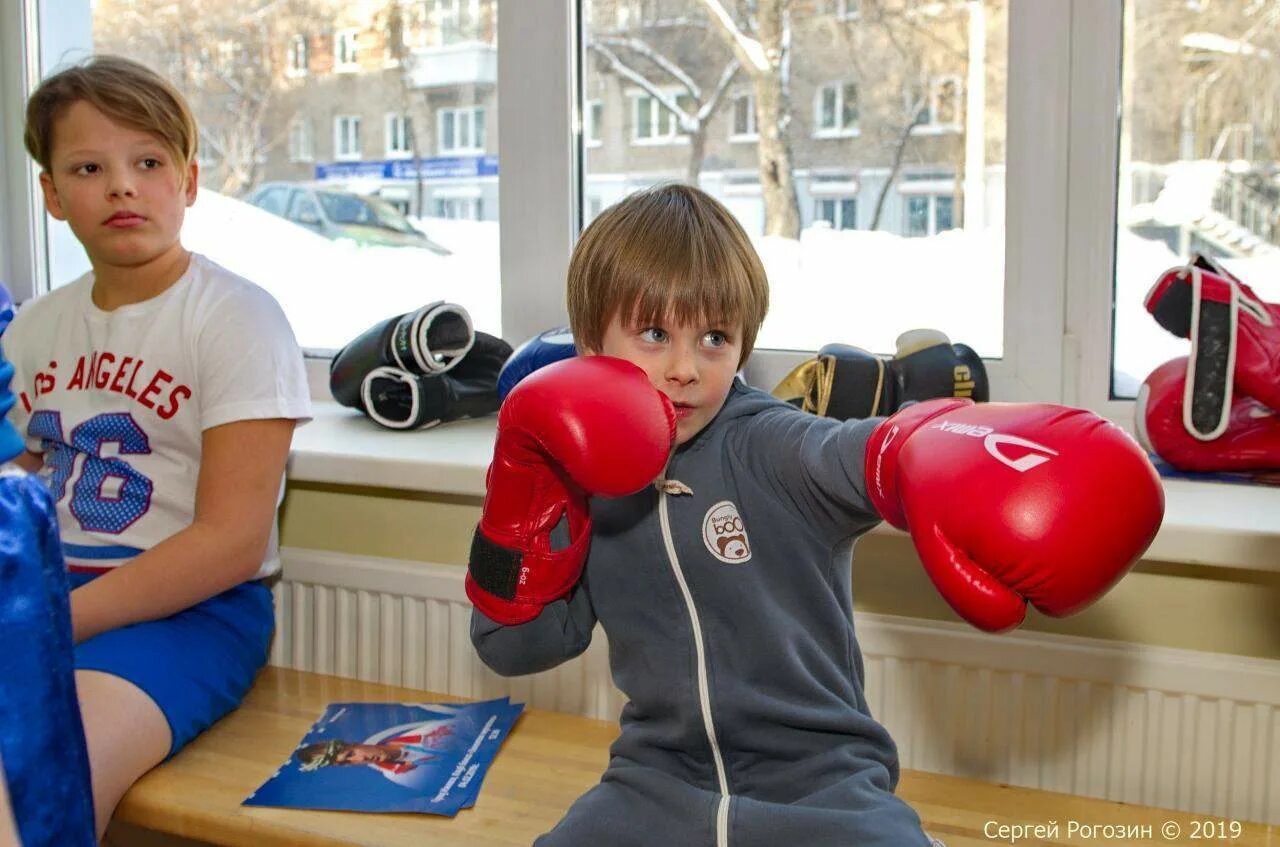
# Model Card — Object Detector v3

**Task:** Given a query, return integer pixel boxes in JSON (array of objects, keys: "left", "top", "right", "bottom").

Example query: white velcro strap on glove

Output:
[{"left": 392, "top": 302, "right": 475, "bottom": 375}]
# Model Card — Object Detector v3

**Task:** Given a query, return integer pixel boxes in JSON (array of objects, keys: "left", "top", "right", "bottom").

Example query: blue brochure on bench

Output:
[{"left": 243, "top": 698, "right": 524, "bottom": 815}]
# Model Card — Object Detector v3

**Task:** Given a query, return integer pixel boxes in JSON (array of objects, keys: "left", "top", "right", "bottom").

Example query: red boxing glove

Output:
[
  {"left": 1145, "top": 260, "right": 1280, "bottom": 423},
  {"left": 865, "top": 399, "right": 1164, "bottom": 633},
  {"left": 1136, "top": 357, "right": 1280, "bottom": 472},
  {"left": 465, "top": 356, "right": 675, "bottom": 625}
]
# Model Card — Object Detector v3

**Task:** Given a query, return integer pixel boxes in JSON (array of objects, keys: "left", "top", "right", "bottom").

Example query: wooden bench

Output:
[{"left": 111, "top": 668, "right": 1277, "bottom": 847}]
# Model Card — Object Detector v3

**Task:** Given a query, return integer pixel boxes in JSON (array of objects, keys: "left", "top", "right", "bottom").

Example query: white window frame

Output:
[
  {"left": 286, "top": 33, "right": 308, "bottom": 77},
  {"left": 334, "top": 27, "right": 360, "bottom": 72},
  {"left": 1063, "top": 0, "right": 1127, "bottom": 418},
  {"left": 814, "top": 196, "right": 857, "bottom": 230},
  {"left": 902, "top": 193, "right": 955, "bottom": 237},
  {"left": 288, "top": 117, "right": 314, "bottom": 163},
  {"left": 437, "top": 106, "right": 486, "bottom": 154},
  {"left": 911, "top": 74, "right": 964, "bottom": 135},
  {"left": 385, "top": 113, "right": 413, "bottom": 159},
  {"left": 584, "top": 99, "right": 603, "bottom": 147},
  {"left": 432, "top": 0, "right": 483, "bottom": 47},
  {"left": 4, "top": 1, "right": 1093, "bottom": 419},
  {"left": 629, "top": 90, "right": 691, "bottom": 146},
  {"left": 334, "top": 115, "right": 362, "bottom": 161},
  {"left": 730, "top": 92, "right": 758, "bottom": 142},
  {"left": 824, "top": 0, "right": 860, "bottom": 21},
  {"left": 813, "top": 80, "right": 860, "bottom": 139}
]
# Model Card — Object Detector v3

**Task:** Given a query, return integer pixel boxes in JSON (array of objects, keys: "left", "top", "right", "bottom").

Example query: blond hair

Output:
[
  {"left": 24, "top": 55, "right": 198, "bottom": 176},
  {"left": 567, "top": 183, "right": 770, "bottom": 366}
]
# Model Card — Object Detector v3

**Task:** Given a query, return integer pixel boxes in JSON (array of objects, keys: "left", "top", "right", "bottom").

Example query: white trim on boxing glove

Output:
[
  {"left": 392, "top": 302, "right": 475, "bottom": 376},
  {"left": 361, "top": 366, "right": 444, "bottom": 431}
]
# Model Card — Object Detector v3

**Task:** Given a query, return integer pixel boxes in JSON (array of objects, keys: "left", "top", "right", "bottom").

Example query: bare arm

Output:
[
  {"left": 70, "top": 417, "right": 295, "bottom": 644},
  {"left": 11, "top": 451, "right": 42, "bottom": 473}
]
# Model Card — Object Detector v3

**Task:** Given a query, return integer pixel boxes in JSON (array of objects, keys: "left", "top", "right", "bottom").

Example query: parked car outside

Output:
[{"left": 246, "top": 183, "right": 451, "bottom": 254}]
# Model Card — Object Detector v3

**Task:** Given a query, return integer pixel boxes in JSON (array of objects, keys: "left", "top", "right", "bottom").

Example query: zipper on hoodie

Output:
[{"left": 657, "top": 469, "right": 732, "bottom": 847}]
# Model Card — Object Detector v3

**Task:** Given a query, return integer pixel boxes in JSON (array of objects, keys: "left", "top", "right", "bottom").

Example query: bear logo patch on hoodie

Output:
[{"left": 702, "top": 500, "right": 752, "bottom": 564}]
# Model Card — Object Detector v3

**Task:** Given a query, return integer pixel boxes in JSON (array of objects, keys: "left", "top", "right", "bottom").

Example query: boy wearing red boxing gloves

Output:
[{"left": 467, "top": 184, "right": 1162, "bottom": 847}]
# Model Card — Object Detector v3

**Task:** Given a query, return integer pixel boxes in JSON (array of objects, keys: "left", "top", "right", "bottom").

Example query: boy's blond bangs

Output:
[
  {"left": 568, "top": 184, "right": 770, "bottom": 365},
  {"left": 24, "top": 55, "right": 198, "bottom": 177}
]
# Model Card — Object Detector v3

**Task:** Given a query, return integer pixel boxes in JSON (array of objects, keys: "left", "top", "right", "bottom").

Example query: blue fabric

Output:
[
  {"left": 70, "top": 570, "right": 274, "bottom": 757},
  {"left": 0, "top": 308, "right": 25, "bottom": 464},
  {"left": 0, "top": 472, "right": 96, "bottom": 846}
]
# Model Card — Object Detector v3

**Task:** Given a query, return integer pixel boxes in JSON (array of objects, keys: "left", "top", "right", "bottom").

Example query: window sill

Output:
[{"left": 288, "top": 401, "right": 1280, "bottom": 574}]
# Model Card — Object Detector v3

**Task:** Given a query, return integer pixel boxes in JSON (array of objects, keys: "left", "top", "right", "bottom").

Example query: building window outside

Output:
[
  {"left": 816, "top": 197, "right": 857, "bottom": 230},
  {"left": 730, "top": 93, "right": 757, "bottom": 141},
  {"left": 334, "top": 115, "right": 362, "bottom": 160},
  {"left": 905, "top": 194, "right": 955, "bottom": 237},
  {"left": 437, "top": 107, "right": 486, "bottom": 153},
  {"left": 931, "top": 76, "right": 962, "bottom": 129},
  {"left": 632, "top": 92, "right": 693, "bottom": 144},
  {"left": 286, "top": 34, "right": 308, "bottom": 77},
  {"left": 386, "top": 113, "right": 414, "bottom": 158},
  {"left": 432, "top": 0, "right": 482, "bottom": 46},
  {"left": 335, "top": 28, "right": 360, "bottom": 71},
  {"left": 288, "top": 118, "right": 314, "bottom": 162},
  {"left": 815, "top": 81, "right": 858, "bottom": 136},
  {"left": 434, "top": 196, "right": 483, "bottom": 219},
  {"left": 819, "top": 0, "right": 860, "bottom": 19},
  {"left": 585, "top": 100, "right": 603, "bottom": 147}
]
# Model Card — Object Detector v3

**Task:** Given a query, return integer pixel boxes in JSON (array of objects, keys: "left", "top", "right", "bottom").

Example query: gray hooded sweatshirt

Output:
[{"left": 472, "top": 378, "right": 933, "bottom": 847}]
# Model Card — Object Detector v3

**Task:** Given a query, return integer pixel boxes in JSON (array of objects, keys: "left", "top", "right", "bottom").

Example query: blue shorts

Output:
[{"left": 69, "top": 570, "right": 274, "bottom": 757}]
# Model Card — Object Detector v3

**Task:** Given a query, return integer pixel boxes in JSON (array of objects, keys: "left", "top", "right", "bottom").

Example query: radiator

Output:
[{"left": 273, "top": 547, "right": 1279, "bottom": 824}]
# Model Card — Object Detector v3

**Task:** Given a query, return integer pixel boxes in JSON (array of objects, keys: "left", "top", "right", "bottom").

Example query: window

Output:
[
  {"left": 437, "top": 106, "right": 486, "bottom": 153},
  {"left": 385, "top": 113, "right": 414, "bottom": 158},
  {"left": 912, "top": 76, "right": 963, "bottom": 133},
  {"left": 904, "top": 194, "right": 956, "bottom": 237},
  {"left": 815, "top": 81, "right": 859, "bottom": 137},
  {"left": 819, "top": 0, "right": 860, "bottom": 20},
  {"left": 585, "top": 100, "right": 603, "bottom": 147},
  {"left": 254, "top": 186, "right": 290, "bottom": 217},
  {"left": 932, "top": 76, "right": 962, "bottom": 129},
  {"left": 583, "top": 1, "right": 1007, "bottom": 363},
  {"left": 433, "top": 196, "right": 483, "bottom": 219},
  {"left": 730, "top": 93, "right": 757, "bottom": 141},
  {"left": 334, "top": 115, "right": 362, "bottom": 161},
  {"left": 431, "top": 0, "right": 484, "bottom": 46},
  {"left": 1109, "top": 0, "right": 1280, "bottom": 400},
  {"left": 335, "top": 28, "right": 360, "bottom": 71},
  {"left": 23, "top": 0, "right": 503, "bottom": 353},
  {"left": 288, "top": 119, "right": 313, "bottom": 162},
  {"left": 286, "top": 190, "right": 323, "bottom": 226},
  {"left": 632, "top": 92, "right": 693, "bottom": 144},
  {"left": 816, "top": 197, "right": 857, "bottom": 230},
  {"left": 286, "top": 34, "right": 308, "bottom": 77}
]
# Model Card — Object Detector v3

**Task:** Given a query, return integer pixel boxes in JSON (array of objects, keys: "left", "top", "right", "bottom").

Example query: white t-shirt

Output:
[{"left": 6, "top": 252, "right": 312, "bottom": 578}]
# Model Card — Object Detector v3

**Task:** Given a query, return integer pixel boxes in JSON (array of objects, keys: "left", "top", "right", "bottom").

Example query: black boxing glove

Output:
[
  {"left": 330, "top": 302, "right": 474, "bottom": 408},
  {"left": 361, "top": 332, "right": 513, "bottom": 430},
  {"left": 773, "top": 329, "right": 988, "bottom": 419}
]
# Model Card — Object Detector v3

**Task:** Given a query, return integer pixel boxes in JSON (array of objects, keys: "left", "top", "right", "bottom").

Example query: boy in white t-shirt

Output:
[{"left": 10, "top": 55, "right": 311, "bottom": 837}]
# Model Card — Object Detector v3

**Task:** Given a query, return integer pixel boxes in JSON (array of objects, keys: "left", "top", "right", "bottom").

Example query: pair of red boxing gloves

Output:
[
  {"left": 1138, "top": 255, "right": 1280, "bottom": 472},
  {"left": 464, "top": 357, "right": 1163, "bottom": 634}
]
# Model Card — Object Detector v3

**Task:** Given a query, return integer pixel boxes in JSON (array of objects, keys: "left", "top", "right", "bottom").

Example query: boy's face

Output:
[
  {"left": 38, "top": 100, "right": 197, "bottom": 270},
  {"left": 591, "top": 310, "right": 743, "bottom": 446},
  {"left": 334, "top": 743, "right": 402, "bottom": 765}
]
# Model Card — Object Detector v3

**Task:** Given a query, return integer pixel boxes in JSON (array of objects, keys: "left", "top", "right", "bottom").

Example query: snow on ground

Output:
[
  {"left": 182, "top": 189, "right": 1277, "bottom": 394},
  {"left": 181, "top": 190, "right": 500, "bottom": 350}
]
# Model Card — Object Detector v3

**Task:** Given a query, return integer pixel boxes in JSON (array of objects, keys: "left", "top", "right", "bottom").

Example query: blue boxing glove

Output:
[
  {"left": 0, "top": 308, "right": 24, "bottom": 464},
  {"left": 496, "top": 327, "right": 578, "bottom": 402}
]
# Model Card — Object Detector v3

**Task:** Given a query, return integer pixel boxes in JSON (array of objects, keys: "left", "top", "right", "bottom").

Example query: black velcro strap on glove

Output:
[
  {"left": 1185, "top": 267, "right": 1236, "bottom": 440},
  {"left": 468, "top": 529, "right": 522, "bottom": 602}
]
